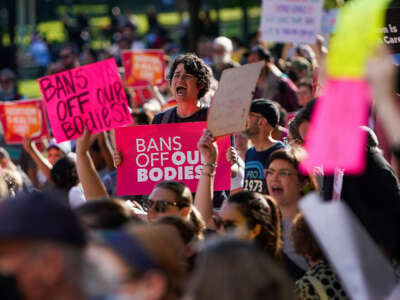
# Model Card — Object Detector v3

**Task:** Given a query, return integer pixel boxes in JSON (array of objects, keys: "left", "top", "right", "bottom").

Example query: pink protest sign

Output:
[
  {"left": 116, "top": 122, "right": 231, "bottom": 196},
  {"left": 38, "top": 58, "right": 133, "bottom": 143},
  {"left": 301, "top": 79, "right": 371, "bottom": 174}
]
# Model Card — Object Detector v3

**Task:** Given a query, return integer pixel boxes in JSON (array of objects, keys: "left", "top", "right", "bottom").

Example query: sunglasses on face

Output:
[{"left": 145, "top": 199, "right": 180, "bottom": 213}]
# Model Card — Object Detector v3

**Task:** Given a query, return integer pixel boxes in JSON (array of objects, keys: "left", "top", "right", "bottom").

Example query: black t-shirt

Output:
[
  {"left": 152, "top": 106, "right": 208, "bottom": 124},
  {"left": 151, "top": 105, "right": 227, "bottom": 207}
]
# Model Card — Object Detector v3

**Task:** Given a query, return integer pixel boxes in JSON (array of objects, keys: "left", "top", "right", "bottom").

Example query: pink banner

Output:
[
  {"left": 38, "top": 58, "right": 133, "bottom": 143},
  {"left": 301, "top": 79, "right": 371, "bottom": 174},
  {"left": 116, "top": 122, "right": 231, "bottom": 196}
]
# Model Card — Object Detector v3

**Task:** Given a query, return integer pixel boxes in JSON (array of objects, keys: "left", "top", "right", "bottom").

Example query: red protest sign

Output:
[
  {"left": 0, "top": 99, "right": 49, "bottom": 144},
  {"left": 37, "top": 58, "right": 133, "bottom": 143},
  {"left": 116, "top": 122, "right": 231, "bottom": 196},
  {"left": 122, "top": 50, "right": 166, "bottom": 87}
]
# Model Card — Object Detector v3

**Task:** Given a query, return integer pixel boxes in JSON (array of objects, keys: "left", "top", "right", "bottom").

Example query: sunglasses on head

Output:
[{"left": 145, "top": 199, "right": 180, "bottom": 213}]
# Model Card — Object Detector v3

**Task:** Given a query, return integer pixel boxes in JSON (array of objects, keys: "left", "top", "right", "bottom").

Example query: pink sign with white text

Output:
[
  {"left": 301, "top": 79, "right": 371, "bottom": 174},
  {"left": 38, "top": 58, "right": 133, "bottom": 143},
  {"left": 116, "top": 122, "right": 231, "bottom": 196}
]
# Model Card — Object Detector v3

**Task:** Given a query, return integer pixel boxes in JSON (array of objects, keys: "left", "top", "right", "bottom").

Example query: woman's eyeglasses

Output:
[
  {"left": 265, "top": 169, "right": 296, "bottom": 179},
  {"left": 145, "top": 199, "right": 180, "bottom": 213}
]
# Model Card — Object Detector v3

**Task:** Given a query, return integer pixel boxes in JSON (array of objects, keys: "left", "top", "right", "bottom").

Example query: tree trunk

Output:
[
  {"left": 187, "top": 0, "right": 202, "bottom": 52},
  {"left": 241, "top": 3, "right": 249, "bottom": 42}
]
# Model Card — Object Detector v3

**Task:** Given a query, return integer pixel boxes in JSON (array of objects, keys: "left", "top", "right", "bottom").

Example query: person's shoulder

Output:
[
  {"left": 152, "top": 107, "right": 176, "bottom": 124},
  {"left": 245, "top": 147, "right": 257, "bottom": 156},
  {"left": 271, "top": 141, "right": 285, "bottom": 151}
]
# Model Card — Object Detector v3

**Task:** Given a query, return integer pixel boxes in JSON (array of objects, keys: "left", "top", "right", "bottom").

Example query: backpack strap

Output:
[{"left": 161, "top": 107, "right": 176, "bottom": 124}]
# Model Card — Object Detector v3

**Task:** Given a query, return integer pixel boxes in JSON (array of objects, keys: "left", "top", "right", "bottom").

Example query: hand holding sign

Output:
[
  {"left": 38, "top": 58, "right": 133, "bottom": 143},
  {"left": 75, "top": 127, "right": 100, "bottom": 155},
  {"left": 197, "top": 129, "right": 218, "bottom": 166}
]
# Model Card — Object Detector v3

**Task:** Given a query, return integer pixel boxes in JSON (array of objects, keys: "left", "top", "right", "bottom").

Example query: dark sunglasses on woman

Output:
[{"left": 145, "top": 199, "right": 180, "bottom": 213}]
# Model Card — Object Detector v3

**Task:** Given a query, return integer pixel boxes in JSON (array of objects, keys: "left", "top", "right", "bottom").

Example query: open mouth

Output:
[
  {"left": 176, "top": 86, "right": 187, "bottom": 96},
  {"left": 270, "top": 186, "right": 283, "bottom": 195}
]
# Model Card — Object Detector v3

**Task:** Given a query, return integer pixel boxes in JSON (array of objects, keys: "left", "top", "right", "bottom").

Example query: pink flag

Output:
[
  {"left": 116, "top": 122, "right": 231, "bottom": 196},
  {"left": 38, "top": 58, "right": 133, "bottom": 142},
  {"left": 301, "top": 79, "right": 371, "bottom": 174}
]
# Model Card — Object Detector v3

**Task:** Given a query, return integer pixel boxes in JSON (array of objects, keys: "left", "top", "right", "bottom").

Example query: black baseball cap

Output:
[
  {"left": 0, "top": 192, "right": 87, "bottom": 248},
  {"left": 250, "top": 99, "right": 280, "bottom": 128}
]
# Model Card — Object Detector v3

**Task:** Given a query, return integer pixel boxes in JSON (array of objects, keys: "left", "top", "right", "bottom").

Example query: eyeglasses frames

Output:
[{"left": 145, "top": 199, "right": 181, "bottom": 213}]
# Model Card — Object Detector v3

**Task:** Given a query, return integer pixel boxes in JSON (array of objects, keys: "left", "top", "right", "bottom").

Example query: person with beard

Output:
[
  {"left": 243, "top": 99, "right": 285, "bottom": 194},
  {"left": 210, "top": 36, "right": 240, "bottom": 81}
]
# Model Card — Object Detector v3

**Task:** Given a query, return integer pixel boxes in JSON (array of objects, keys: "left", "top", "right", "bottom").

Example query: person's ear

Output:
[{"left": 257, "top": 117, "right": 266, "bottom": 128}]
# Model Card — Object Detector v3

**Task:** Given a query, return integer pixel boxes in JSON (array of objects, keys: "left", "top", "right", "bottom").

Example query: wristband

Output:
[
  {"left": 202, "top": 162, "right": 217, "bottom": 168},
  {"left": 201, "top": 171, "right": 215, "bottom": 177}
]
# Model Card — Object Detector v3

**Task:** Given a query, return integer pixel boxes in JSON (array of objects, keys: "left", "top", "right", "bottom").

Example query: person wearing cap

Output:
[
  {"left": 247, "top": 46, "right": 299, "bottom": 113},
  {"left": 0, "top": 192, "right": 87, "bottom": 300},
  {"left": 242, "top": 99, "right": 285, "bottom": 194}
]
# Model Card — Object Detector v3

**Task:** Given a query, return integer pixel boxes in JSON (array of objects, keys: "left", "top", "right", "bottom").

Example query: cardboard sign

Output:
[
  {"left": 38, "top": 58, "right": 133, "bottom": 143},
  {"left": 207, "top": 62, "right": 264, "bottom": 137},
  {"left": 116, "top": 122, "right": 230, "bottom": 196},
  {"left": 122, "top": 50, "right": 166, "bottom": 87},
  {"left": 301, "top": 79, "right": 371, "bottom": 174},
  {"left": 326, "top": 0, "right": 389, "bottom": 78},
  {"left": 260, "top": 0, "right": 323, "bottom": 44},
  {"left": 383, "top": 8, "right": 400, "bottom": 54},
  {"left": 300, "top": 193, "right": 397, "bottom": 300},
  {"left": 0, "top": 99, "right": 49, "bottom": 144}
]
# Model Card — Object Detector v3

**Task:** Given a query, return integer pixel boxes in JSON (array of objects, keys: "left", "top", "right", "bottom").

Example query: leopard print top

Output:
[{"left": 295, "top": 260, "right": 349, "bottom": 300}]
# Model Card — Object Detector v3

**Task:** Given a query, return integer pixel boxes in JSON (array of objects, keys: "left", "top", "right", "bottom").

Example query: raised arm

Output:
[
  {"left": 194, "top": 129, "right": 218, "bottom": 230},
  {"left": 97, "top": 131, "right": 116, "bottom": 172},
  {"left": 367, "top": 46, "right": 400, "bottom": 147},
  {"left": 76, "top": 129, "right": 109, "bottom": 200},
  {"left": 23, "top": 138, "right": 52, "bottom": 180}
]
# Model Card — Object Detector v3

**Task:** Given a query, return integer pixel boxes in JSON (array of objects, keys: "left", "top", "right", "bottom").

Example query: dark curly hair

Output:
[
  {"left": 50, "top": 156, "right": 79, "bottom": 190},
  {"left": 167, "top": 53, "right": 211, "bottom": 99},
  {"left": 228, "top": 191, "right": 282, "bottom": 260}
]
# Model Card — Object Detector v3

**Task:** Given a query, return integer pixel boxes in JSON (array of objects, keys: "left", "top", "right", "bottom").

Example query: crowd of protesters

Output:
[{"left": 1, "top": 4, "right": 400, "bottom": 300}]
